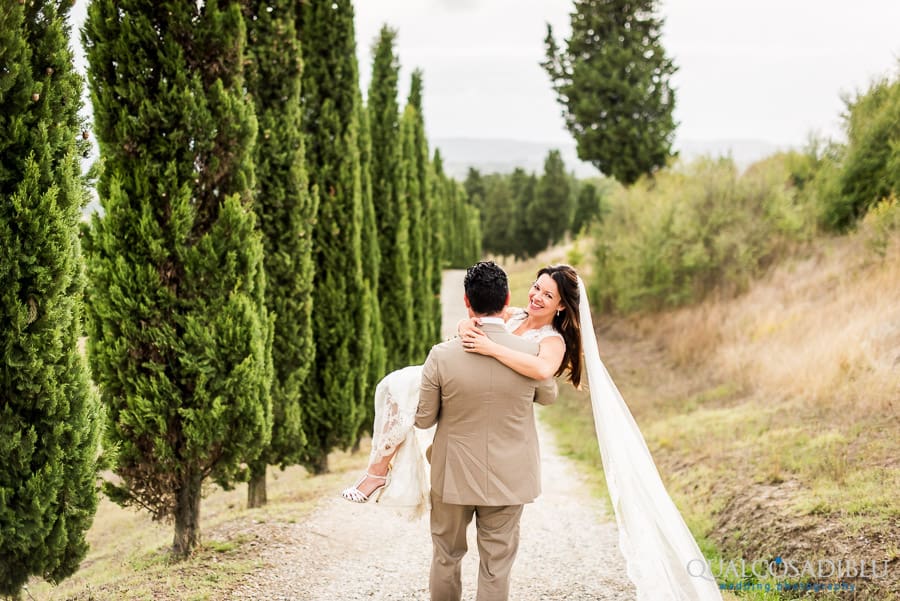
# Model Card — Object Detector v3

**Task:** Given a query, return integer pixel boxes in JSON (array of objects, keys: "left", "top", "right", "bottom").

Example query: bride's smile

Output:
[{"left": 527, "top": 274, "right": 563, "bottom": 325}]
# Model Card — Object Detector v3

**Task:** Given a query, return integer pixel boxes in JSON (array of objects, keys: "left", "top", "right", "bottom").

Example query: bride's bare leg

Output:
[
  {"left": 351, "top": 447, "right": 398, "bottom": 498},
  {"left": 342, "top": 392, "right": 406, "bottom": 501}
]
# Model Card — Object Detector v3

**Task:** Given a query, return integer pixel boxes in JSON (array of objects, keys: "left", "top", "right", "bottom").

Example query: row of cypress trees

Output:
[{"left": 2, "top": 0, "right": 482, "bottom": 591}]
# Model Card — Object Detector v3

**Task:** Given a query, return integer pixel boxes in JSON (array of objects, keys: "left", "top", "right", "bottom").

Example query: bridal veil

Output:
[{"left": 576, "top": 277, "right": 722, "bottom": 600}]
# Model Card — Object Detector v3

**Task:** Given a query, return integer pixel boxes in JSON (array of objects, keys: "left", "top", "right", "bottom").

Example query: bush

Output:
[
  {"left": 820, "top": 71, "right": 900, "bottom": 230},
  {"left": 860, "top": 194, "right": 900, "bottom": 258},
  {"left": 591, "top": 156, "right": 814, "bottom": 313}
]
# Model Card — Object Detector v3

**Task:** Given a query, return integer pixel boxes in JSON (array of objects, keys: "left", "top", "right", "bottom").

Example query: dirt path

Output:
[{"left": 227, "top": 270, "right": 635, "bottom": 600}]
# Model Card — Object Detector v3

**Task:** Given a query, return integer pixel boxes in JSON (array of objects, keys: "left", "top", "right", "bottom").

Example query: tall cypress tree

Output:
[
  {"left": 297, "top": 0, "right": 369, "bottom": 473},
  {"left": 400, "top": 104, "right": 427, "bottom": 360},
  {"left": 464, "top": 167, "right": 486, "bottom": 228},
  {"left": 83, "top": 0, "right": 272, "bottom": 556},
  {"left": 543, "top": 0, "right": 677, "bottom": 185},
  {"left": 369, "top": 26, "right": 413, "bottom": 371},
  {"left": 482, "top": 176, "right": 517, "bottom": 258},
  {"left": 571, "top": 181, "right": 604, "bottom": 234},
  {"left": 355, "top": 98, "right": 386, "bottom": 445},
  {"left": 0, "top": 3, "right": 100, "bottom": 594},
  {"left": 531, "top": 150, "right": 574, "bottom": 248},
  {"left": 406, "top": 71, "right": 440, "bottom": 351},
  {"left": 243, "top": 0, "right": 316, "bottom": 508},
  {"left": 429, "top": 149, "right": 446, "bottom": 339},
  {"left": 510, "top": 168, "right": 543, "bottom": 260}
]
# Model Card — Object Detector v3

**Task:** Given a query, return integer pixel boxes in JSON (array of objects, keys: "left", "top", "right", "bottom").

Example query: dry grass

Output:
[
  {"left": 522, "top": 225, "right": 900, "bottom": 599},
  {"left": 25, "top": 447, "right": 370, "bottom": 600},
  {"left": 654, "top": 233, "right": 900, "bottom": 415}
]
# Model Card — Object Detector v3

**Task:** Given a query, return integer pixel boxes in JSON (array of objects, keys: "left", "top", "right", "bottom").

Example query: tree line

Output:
[
  {"left": 1, "top": 0, "right": 482, "bottom": 593},
  {"left": 468, "top": 152, "right": 609, "bottom": 261}
]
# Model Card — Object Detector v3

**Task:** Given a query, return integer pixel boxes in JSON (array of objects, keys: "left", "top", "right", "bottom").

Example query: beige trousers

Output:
[{"left": 428, "top": 492, "right": 524, "bottom": 601}]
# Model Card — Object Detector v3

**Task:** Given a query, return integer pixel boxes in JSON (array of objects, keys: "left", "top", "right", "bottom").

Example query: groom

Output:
[{"left": 416, "top": 261, "right": 558, "bottom": 601}]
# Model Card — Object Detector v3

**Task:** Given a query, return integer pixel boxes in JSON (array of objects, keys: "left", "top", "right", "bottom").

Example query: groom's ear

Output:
[
  {"left": 463, "top": 294, "right": 471, "bottom": 309},
  {"left": 504, "top": 292, "right": 511, "bottom": 307}
]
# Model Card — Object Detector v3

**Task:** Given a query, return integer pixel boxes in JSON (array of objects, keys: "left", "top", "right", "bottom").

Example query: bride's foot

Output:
[{"left": 341, "top": 467, "right": 391, "bottom": 503}]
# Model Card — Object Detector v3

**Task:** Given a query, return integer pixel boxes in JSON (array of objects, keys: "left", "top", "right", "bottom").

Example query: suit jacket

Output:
[{"left": 415, "top": 322, "right": 558, "bottom": 506}]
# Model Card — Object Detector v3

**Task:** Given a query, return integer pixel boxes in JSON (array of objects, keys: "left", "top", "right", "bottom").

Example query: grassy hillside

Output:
[{"left": 509, "top": 227, "right": 899, "bottom": 599}]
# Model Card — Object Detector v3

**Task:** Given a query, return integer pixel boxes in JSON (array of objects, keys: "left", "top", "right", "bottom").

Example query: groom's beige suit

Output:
[{"left": 416, "top": 320, "right": 558, "bottom": 601}]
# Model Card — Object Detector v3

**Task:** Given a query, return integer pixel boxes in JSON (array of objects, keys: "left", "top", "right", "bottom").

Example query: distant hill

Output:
[
  {"left": 432, "top": 137, "right": 787, "bottom": 180},
  {"left": 81, "top": 137, "right": 788, "bottom": 217}
]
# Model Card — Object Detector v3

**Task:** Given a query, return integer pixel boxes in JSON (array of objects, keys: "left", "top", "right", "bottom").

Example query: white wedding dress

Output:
[{"left": 368, "top": 286, "right": 722, "bottom": 600}]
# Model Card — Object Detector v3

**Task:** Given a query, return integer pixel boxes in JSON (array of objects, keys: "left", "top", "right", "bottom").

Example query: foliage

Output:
[
  {"left": 0, "top": 2, "right": 101, "bottom": 593},
  {"left": 509, "top": 168, "right": 543, "bottom": 260},
  {"left": 477, "top": 151, "right": 579, "bottom": 261},
  {"left": 571, "top": 181, "right": 606, "bottom": 234},
  {"left": 83, "top": 0, "right": 272, "bottom": 556},
  {"left": 531, "top": 149, "right": 574, "bottom": 247},
  {"left": 860, "top": 194, "right": 900, "bottom": 258},
  {"left": 355, "top": 98, "right": 386, "bottom": 443},
  {"left": 591, "top": 156, "right": 814, "bottom": 312},
  {"left": 405, "top": 70, "right": 441, "bottom": 356},
  {"left": 297, "top": 0, "right": 369, "bottom": 473},
  {"left": 481, "top": 175, "right": 518, "bottom": 257},
  {"left": 436, "top": 153, "right": 481, "bottom": 268},
  {"left": 543, "top": 0, "right": 678, "bottom": 185},
  {"left": 821, "top": 71, "right": 900, "bottom": 230},
  {"left": 368, "top": 25, "right": 414, "bottom": 371},
  {"left": 243, "top": 0, "right": 316, "bottom": 505}
]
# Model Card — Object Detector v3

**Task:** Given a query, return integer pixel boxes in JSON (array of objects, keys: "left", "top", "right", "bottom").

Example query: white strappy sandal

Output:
[{"left": 341, "top": 467, "right": 391, "bottom": 503}]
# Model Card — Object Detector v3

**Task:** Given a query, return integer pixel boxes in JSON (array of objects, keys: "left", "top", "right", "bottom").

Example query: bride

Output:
[{"left": 342, "top": 262, "right": 723, "bottom": 601}]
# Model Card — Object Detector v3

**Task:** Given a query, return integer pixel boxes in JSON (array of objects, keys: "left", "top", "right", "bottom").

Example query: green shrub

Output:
[
  {"left": 820, "top": 71, "right": 900, "bottom": 230},
  {"left": 591, "top": 156, "right": 814, "bottom": 313}
]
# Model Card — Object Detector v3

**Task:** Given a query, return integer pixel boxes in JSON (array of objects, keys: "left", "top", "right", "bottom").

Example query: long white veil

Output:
[{"left": 576, "top": 277, "right": 722, "bottom": 600}]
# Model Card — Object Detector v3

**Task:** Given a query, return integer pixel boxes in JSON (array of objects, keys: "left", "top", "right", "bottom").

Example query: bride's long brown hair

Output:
[{"left": 536, "top": 265, "right": 583, "bottom": 389}]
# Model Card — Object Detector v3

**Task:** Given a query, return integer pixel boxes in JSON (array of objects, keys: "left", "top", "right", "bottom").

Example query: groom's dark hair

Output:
[{"left": 464, "top": 261, "right": 509, "bottom": 315}]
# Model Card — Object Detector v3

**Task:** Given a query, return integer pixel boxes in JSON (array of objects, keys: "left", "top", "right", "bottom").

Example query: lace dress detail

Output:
[
  {"left": 368, "top": 365, "right": 432, "bottom": 519},
  {"left": 504, "top": 308, "right": 564, "bottom": 345}
]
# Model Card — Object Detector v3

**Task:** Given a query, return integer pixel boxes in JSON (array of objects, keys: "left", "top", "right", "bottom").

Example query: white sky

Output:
[
  {"left": 70, "top": 1, "right": 900, "bottom": 149},
  {"left": 354, "top": 0, "right": 900, "bottom": 147}
]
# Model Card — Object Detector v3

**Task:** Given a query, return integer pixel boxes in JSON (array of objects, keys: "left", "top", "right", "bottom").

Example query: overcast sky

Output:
[
  {"left": 354, "top": 0, "right": 900, "bottom": 148},
  {"left": 70, "top": 1, "right": 900, "bottom": 150}
]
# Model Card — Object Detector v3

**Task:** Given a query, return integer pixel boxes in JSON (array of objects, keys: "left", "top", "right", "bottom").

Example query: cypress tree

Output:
[
  {"left": 482, "top": 175, "right": 517, "bottom": 258},
  {"left": 428, "top": 149, "right": 446, "bottom": 340},
  {"left": 571, "top": 181, "right": 604, "bottom": 234},
  {"left": 543, "top": 0, "right": 677, "bottom": 185},
  {"left": 297, "top": 0, "right": 369, "bottom": 473},
  {"left": 510, "top": 168, "right": 543, "bottom": 260},
  {"left": 406, "top": 71, "right": 440, "bottom": 350},
  {"left": 441, "top": 180, "right": 483, "bottom": 268},
  {"left": 355, "top": 98, "right": 386, "bottom": 446},
  {"left": 400, "top": 104, "right": 427, "bottom": 360},
  {"left": 531, "top": 150, "right": 574, "bottom": 248},
  {"left": 0, "top": 3, "right": 100, "bottom": 594},
  {"left": 464, "top": 167, "right": 486, "bottom": 227},
  {"left": 243, "top": 0, "right": 316, "bottom": 508},
  {"left": 464, "top": 185, "right": 483, "bottom": 264},
  {"left": 369, "top": 26, "right": 413, "bottom": 371},
  {"left": 83, "top": 0, "right": 273, "bottom": 556}
]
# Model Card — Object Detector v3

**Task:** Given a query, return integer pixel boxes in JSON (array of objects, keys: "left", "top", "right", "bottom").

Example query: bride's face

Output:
[{"left": 527, "top": 274, "right": 563, "bottom": 321}]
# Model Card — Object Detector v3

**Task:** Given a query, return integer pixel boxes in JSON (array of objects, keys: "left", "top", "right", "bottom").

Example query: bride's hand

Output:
[
  {"left": 457, "top": 316, "right": 481, "bottom": 338},
  {"left": 461, "top": 327, "right": 497, "bottom": 356}
]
